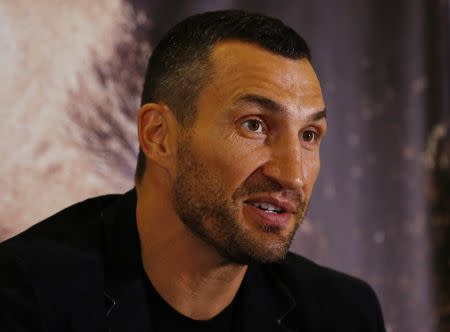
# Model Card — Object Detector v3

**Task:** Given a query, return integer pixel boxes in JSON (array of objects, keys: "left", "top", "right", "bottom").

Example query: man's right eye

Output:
[{"left": 241, "top": 119, "right": 265, "bottom": 133}]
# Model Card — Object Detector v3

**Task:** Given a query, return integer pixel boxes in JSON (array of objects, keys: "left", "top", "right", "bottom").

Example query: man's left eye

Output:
[
  {"left": 241, "top": 119, "right": 264, "bottom": 133},
  {"left": 302, "top": 130, "right": 317, "bottom": 143}
]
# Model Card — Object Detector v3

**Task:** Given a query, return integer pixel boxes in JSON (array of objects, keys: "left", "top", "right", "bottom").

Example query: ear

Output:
[{"left": 138, "top": 103, "right": 177, "bottom": 171}]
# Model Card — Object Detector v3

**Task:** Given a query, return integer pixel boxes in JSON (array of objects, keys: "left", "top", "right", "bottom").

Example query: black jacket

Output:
[{"left": 0, "top": 189, "right": 386, "bottom": 332}]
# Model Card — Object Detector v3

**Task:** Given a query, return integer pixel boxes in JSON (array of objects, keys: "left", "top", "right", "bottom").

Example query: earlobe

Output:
[{"left": 138, "top": 103, "right": 175, "bottom": 168}]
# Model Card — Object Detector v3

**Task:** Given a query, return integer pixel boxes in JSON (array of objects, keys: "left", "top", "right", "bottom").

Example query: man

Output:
[{"left": 0, "top": 10, "right": 386, "bottom": 332}]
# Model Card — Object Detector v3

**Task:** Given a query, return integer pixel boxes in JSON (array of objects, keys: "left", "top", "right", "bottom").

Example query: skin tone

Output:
[{"left": 136, "top": 40, "right": 327, "bottom": 320}]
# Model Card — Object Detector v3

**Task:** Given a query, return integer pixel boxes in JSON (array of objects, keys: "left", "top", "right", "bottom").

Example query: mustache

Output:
[{"left": 232, "top": 175, "right": 305, "bottom": 210}]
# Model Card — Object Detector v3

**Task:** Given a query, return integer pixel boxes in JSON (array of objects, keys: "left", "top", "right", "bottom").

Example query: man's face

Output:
[{"left": 172, "top": 41, "right": 327, "bottom": 264}]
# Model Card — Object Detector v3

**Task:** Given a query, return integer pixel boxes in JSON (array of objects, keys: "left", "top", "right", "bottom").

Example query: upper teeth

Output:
[{"left": 250, "top": 202, "right": 283, "bottom": 212}]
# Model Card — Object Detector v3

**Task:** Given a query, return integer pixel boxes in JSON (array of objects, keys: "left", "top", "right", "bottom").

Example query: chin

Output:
[
  {"left": 222, "top": 234, "right": 292, "bottom": 265},
  {"left": 217, "top": 214, "right": 295, "bottom": 264},
  {"left": 231, "top": 249, "right": 289, "bottom": 265}
]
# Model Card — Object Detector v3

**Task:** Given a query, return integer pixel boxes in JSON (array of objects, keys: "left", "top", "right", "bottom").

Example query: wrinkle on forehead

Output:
[{"left": 207, "top": 41, "right": 324, "bottom": 113}]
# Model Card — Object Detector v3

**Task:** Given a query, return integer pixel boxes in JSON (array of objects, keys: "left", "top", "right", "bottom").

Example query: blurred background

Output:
[{"left": 0, "top": 1, "right": 448, "bottom": 331}]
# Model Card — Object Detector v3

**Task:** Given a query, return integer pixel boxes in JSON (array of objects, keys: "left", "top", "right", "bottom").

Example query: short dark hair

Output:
[{"left": 135, "top": 9, "right": 312, "bottom": 182}]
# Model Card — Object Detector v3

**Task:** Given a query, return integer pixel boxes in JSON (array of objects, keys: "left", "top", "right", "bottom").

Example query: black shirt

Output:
[{"left": 143, "top": 274, "right": 239, "bottom": 332}]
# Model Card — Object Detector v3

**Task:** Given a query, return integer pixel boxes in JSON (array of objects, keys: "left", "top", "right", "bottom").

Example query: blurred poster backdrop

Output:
[{"left": 1, "top": 1, "right": 449, "bottom": 331}]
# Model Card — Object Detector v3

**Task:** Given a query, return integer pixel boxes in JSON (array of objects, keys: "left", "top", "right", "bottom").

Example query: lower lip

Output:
[{"left": 243, "top": 203, "right": 291, "bottom": 228}]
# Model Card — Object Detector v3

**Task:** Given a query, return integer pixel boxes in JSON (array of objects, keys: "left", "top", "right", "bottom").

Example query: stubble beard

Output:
[{"left": 172, "top": 139, "right": 307, "bottom": 265}]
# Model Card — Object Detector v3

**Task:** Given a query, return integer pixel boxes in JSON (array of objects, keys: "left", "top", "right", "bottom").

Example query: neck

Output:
[{"left": 136, "top": 183, "right": 247, "bottom": 320}]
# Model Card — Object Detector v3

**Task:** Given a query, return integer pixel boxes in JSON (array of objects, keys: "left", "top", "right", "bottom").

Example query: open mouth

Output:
[
  {"left": 247, "top": 202, "right": 286, "bottom": 214},
  {"left": 243, "top": 198, "right": 294, "bottom": 228}
]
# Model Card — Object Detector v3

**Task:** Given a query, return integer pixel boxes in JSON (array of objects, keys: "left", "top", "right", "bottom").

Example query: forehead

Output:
[{"left": 203, "top": 40, "right": 324, "bottom": 109}]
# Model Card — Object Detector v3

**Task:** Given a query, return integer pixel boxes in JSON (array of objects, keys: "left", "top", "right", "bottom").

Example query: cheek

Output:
[
  {"left": 196, "top": 135, "right": 265, "bottom": 188},
  {"left": 303, "top": 151, "right": 321, "bottom": 188}
]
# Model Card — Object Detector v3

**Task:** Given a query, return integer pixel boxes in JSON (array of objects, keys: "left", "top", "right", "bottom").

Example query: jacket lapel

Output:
[
  {"left": 237, "top": 263, "right": 297, "bottom": 332},
  {"left": 101, "top": 189, "right": 152, "bottom": 332},
  {"left": 266, "top": 255, "right": 325, "bottom": 332}
]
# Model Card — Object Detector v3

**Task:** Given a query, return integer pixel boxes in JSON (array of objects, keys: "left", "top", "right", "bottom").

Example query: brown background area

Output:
[{"left": 1, "top": 1, "right": 449, "bottom": 331}]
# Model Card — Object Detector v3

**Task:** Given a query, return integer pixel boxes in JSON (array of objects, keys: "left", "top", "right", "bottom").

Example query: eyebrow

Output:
[{"left": 235, "top": 94, "right": 327, "bottom": 122}]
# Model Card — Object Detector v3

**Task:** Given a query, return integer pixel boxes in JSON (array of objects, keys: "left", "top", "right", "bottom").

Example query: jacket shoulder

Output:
[
  {"left": 1, "top": 193, "right": 121, "bottom": 250},
  {"left": 0, "top": 192, "right": 124, "bottom": 283},
  {"left": 281, "top": 251, "right": 381, "bottom": 303},
  {"left": 277, "top": 252, "right": 386, "bottom": 331},
  {"left": 0, "top": 193, "right": 122, "bottom": 331},
  {"left": 282, "top": 251, "right": 373, "bottom": 290}
]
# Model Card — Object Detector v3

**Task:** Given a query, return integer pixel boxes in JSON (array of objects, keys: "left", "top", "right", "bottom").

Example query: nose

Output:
[{"left": 262, "top": 139, "right": 304, "bottom": 191}]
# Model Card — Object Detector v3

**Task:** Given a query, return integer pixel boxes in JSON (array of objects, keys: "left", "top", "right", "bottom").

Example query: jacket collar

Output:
[
  {"left": 101, "top": 189, "right": 151, "bottom": 331},
  {"left": 100, "top": 188, "right": 298, "bottom": 332},
  {"left": 237, "top": 263, "right": 297, "bottom": 332}
]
